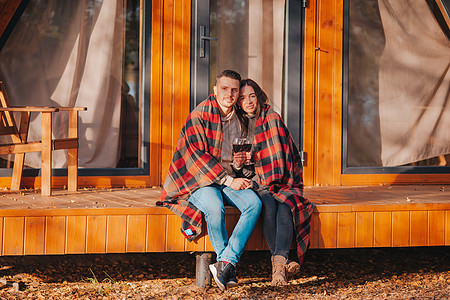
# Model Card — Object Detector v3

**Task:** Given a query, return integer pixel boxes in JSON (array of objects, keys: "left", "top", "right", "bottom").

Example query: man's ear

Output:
[{"left": 213, "top": 85, "right": 217, "bottom": 96}]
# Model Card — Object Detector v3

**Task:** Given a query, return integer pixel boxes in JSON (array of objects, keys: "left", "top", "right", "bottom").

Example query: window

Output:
[
  {"left": 344, "top": 0, "right": 450, "bottom": 173},
  {"left": 0, "top": 0, "right": 148, "bottom": 176}
]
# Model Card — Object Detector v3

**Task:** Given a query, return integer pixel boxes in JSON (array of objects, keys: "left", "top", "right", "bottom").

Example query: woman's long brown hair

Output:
[{"left": 235, "top": 79, "right": 269, "bottom": 137}]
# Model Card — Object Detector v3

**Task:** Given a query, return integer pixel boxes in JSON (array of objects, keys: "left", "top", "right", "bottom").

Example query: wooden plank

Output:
[
  {"left": 24, "top": 216, "right": 45, "bottom": 255},
  {"left": 0, "top": 107, "right": 57, "bottom": 112},
  {"left": 318, "top": 213, "right": 337, "bottom": 248},
  {"left": 186, "top": 236, "right": 205, "bottom": 252},
  {"left": 428, "top": 210, "right": 445, "bottom": 246},
  {"left": 313, "top": 0, "right": 343, "bottom": 186},
  {"left": 0, "top": 217, "right": 3, "bottom": 255},
  {"left": 392, "top": 211, "right": 410, "bottom": 247},
  {"left": 225, "top": 214, "right": 239, "bottom": 239},
  {"left": 446, "top": 210, "right": 450, "bottom": 246},
  {"left": 302, "top": 0, "right": 317, "bottom": 186},
  {"left": 67, "top": 110, "right": 79, "bottom": 191},
  {"left": 337, "top": 212, "right": 355, "bottom": 248},
  {"left": 86, "top": 215, "right": 107, "bottom": 253},
  {"left": 3, "top": 217, "right": 24, "bottom": 255},
  {"left": 374, "top": 212, "right": 392, "bottom": 247},
  {"left": 310, "top": 212, "right": 320, "bottom": 249},
  {"left": 341, "top": 174, "right": 450, "bottom": 185},
  {"left": 147, "top": 215, "right": 167, "bottom": 252},
  {"left": 41, "top": 112, "right": 52, "bottom": 196},
  {"left": 161, "top": 0, "right": 175, "bottom": 183},
  {"left": 166, "top": 214, "right": 185, "bottom": 251},
  {"left": 0, "top": 142, "right": 41, "bottom": 155},
  {"left": 45, "top": 216, "right": 66, "bottom": 254},
  {"left": 356, "top": 212, "right": 374, "bottom": 247},
  {"left": 172, "top": 0, "right": 182, "bottom": 154},
  {"left": 66, "top": 216, "right": 86, "bottom": 254},
  {"left": 10, "top": 111, "right": 30, "bottom": 190},
  {"left": 410, "top": 211, "right": 427, "bottom": 246},
  {"left": 149, "top": 0, "right": 163, "bottom": 186},
  {"left": 106, "top": 215, "right": 127, "bottom": 253},
  {"left": 247, "top": 219, "right": 263, "bottom": 250},
  {"left": 52, "top": 138, "right": 78, "bottom": 150},
  {"left": 181, "top": 0, "right": 191, "bottom": 142},
  {"left": 126, "top": 215, "right": 147, "bottom": 252}
]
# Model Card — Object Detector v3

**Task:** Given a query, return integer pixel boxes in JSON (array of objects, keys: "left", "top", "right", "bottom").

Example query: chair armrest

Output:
[
  {"left": 0, "top": 106, "right": 58, "bottom": 112},
  {"left": 57, "top": 107, "right": 87, "bottom": 111}
]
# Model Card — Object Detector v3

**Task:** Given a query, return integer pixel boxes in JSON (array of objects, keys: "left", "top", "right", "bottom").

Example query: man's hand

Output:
[{"left": 230, "top": 178, "right": 252, "bottom": 190}]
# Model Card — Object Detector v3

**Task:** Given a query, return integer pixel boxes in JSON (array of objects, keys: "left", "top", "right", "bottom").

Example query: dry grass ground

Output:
[{"left": 0, "top": 246, "right": 447, "bottom": 299}]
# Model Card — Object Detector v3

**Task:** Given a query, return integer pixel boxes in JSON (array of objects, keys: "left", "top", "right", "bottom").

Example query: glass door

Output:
[{"left": 191, "top": 0, "right": 304, "bottom": 145}]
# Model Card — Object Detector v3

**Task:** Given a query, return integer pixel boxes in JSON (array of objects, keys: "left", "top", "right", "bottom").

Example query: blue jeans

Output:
[
  {"left": 188, "top": 184, "right": 262, "bottom": 265},
  {"left": 259, "top": 190, "right": 293, "bottom": 259}
]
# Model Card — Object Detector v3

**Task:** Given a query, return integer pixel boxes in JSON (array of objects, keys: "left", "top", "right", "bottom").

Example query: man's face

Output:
[{"left": 213, "top": 76, "right": 240, "bottom": 115}]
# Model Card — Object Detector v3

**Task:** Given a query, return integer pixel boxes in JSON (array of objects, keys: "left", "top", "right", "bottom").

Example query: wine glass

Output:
[
  {"left": 242, "top": 138, "right": 254, "bottom": 165},
  {"left": 232, "top": 137, "right": 244, "bottom": 154}
]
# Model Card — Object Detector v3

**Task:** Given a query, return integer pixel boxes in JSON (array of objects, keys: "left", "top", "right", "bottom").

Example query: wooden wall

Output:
[
  {"left": 149, "top": 0, "right": 191, "bottom": 186},
  {"left": 0, "top": 204, "right": 448, "bottom": 255},
  {"left": 1, "top": 0, "right": 449, "bottom": 189}
]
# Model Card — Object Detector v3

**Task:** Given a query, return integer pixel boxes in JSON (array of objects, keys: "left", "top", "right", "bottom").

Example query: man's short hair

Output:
[{"left": 215, "top": 70, "right": 241, "bottom": 85}]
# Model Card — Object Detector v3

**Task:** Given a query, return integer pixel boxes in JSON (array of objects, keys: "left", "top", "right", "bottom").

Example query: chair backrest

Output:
[{"left": 0, "top": 81, "right": 25, "bottom": 143}]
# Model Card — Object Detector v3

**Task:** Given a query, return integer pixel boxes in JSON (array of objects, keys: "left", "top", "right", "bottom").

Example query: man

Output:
[{"left": 158, "top": 70, "right": 262, "bottom": 291}]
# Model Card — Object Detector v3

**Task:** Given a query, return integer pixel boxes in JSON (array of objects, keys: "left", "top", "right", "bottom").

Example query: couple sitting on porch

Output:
[{"left": 158, "top": 70, "right": 314, "bottom": 291}]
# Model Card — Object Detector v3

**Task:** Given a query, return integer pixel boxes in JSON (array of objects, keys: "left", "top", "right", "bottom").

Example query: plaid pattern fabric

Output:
[
  {"left": 157, "top": 95, "right": 226, "bottom": 241},
  {"left": 254, "top": 106, "right": 315, "bottom": 265}
]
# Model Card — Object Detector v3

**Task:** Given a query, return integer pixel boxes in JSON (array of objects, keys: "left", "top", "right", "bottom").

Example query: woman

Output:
[{"left": 232, "top": 79, "right": 315, "bottom": 286}]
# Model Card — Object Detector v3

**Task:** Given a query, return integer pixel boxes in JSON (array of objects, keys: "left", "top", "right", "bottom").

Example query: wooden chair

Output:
[{"left": 0, "top": 81, "right": 86, "bottom": 196}]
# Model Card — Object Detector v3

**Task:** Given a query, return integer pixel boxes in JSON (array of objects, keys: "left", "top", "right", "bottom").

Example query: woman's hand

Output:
[
  {"left": 230, "top": 178, "right": 252, "bottom": 190},
  {"left": 233, "top": 152, "right": 247, "bottom": 168},
  {"left": 245, "top": 152, "right": 252, "bottom": 165}
]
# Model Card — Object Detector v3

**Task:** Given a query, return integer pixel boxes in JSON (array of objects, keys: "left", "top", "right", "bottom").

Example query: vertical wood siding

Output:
[
  {"left": 149, "top": 0, "right": 191, "bottom": 186},
  {"left": 0, "top": 206, "right": 447, "bottom": 255}
]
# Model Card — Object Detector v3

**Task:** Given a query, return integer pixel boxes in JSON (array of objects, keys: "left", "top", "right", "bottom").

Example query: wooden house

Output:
[{"left": 0, "top": 0, "right": 448, "bottom": 260}]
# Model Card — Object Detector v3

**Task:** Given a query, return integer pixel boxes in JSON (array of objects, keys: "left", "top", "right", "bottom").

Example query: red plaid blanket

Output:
[
  {"left": 253, "top": 106, "right": 315, "bottom": 265},
  {"left": 158, "top": 99, "right": 314, "bottom": 265},
  {"left": 157, "top": 95, "right": 226, "bottom": 241}
]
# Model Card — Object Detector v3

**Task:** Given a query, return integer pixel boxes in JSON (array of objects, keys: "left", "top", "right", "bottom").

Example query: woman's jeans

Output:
[
  {"left": 259, "top": 190, "right": 293, "bottom": 259},
  {"left": 188, "top": 184, "right": 262, "bottom": 265}
]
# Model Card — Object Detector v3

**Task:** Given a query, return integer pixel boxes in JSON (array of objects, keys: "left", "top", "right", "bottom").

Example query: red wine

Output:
[
  {"left": 242, "top": 143, "right": 252, "bottom": 152},
  {"left": 233, "top": 144, "right": 244, "bottom": 153}
]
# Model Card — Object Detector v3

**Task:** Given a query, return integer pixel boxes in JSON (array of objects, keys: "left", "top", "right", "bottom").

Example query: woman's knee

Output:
[{"left": 260, "top": 193, "right": 277, "bottom": 216}]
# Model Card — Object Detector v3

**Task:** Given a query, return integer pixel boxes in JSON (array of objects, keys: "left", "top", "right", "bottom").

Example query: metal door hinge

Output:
[
  {"left": 303, "top": 0, "right": 308, "bottom": 8},
  {"left": 300, "top": 151, "right": 307, "bottom": 167}
]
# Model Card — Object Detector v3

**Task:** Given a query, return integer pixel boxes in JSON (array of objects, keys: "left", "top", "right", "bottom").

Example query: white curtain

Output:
[
  {"left": 378, "top": 0, "right": 450, "bottom": 166},
  {"left": 0, "top": 0, "right": 124, "bottom": 168}
]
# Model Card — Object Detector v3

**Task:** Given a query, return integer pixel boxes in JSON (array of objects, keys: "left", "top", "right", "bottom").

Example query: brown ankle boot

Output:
[
  {"left": 286, "top": 259, "right": 301, "bottom": 278},
  {"left": 271, "top": 255, "right": 288, "bottom": 287}
]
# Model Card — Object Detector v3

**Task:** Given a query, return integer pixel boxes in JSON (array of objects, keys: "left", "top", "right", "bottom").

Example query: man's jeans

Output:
[{"left": 188, "top": 184, "right": 262, "bottom": 265}]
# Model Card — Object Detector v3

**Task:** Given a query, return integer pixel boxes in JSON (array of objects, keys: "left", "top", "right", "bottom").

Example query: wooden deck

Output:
[{"left": 0, "top": 185, "right": 448, "bottom": 256}]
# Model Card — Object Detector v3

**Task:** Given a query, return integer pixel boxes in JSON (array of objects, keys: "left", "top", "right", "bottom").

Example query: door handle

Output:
[{"left": 200, "top": 25, "right": 217, "bottom": 58}]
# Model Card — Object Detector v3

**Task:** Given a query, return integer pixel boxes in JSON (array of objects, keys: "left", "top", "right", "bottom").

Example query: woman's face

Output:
[{"left": 238, "top": 85, "right": 258, "bottom": 115}]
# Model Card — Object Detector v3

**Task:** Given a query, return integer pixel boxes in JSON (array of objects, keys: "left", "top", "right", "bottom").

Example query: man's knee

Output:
[
  {"left": 247, "top": 194, "right": 262, "bottom": 213},
  {"left": 204, "top": 204, "right": 226, "bottom": 220}
]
